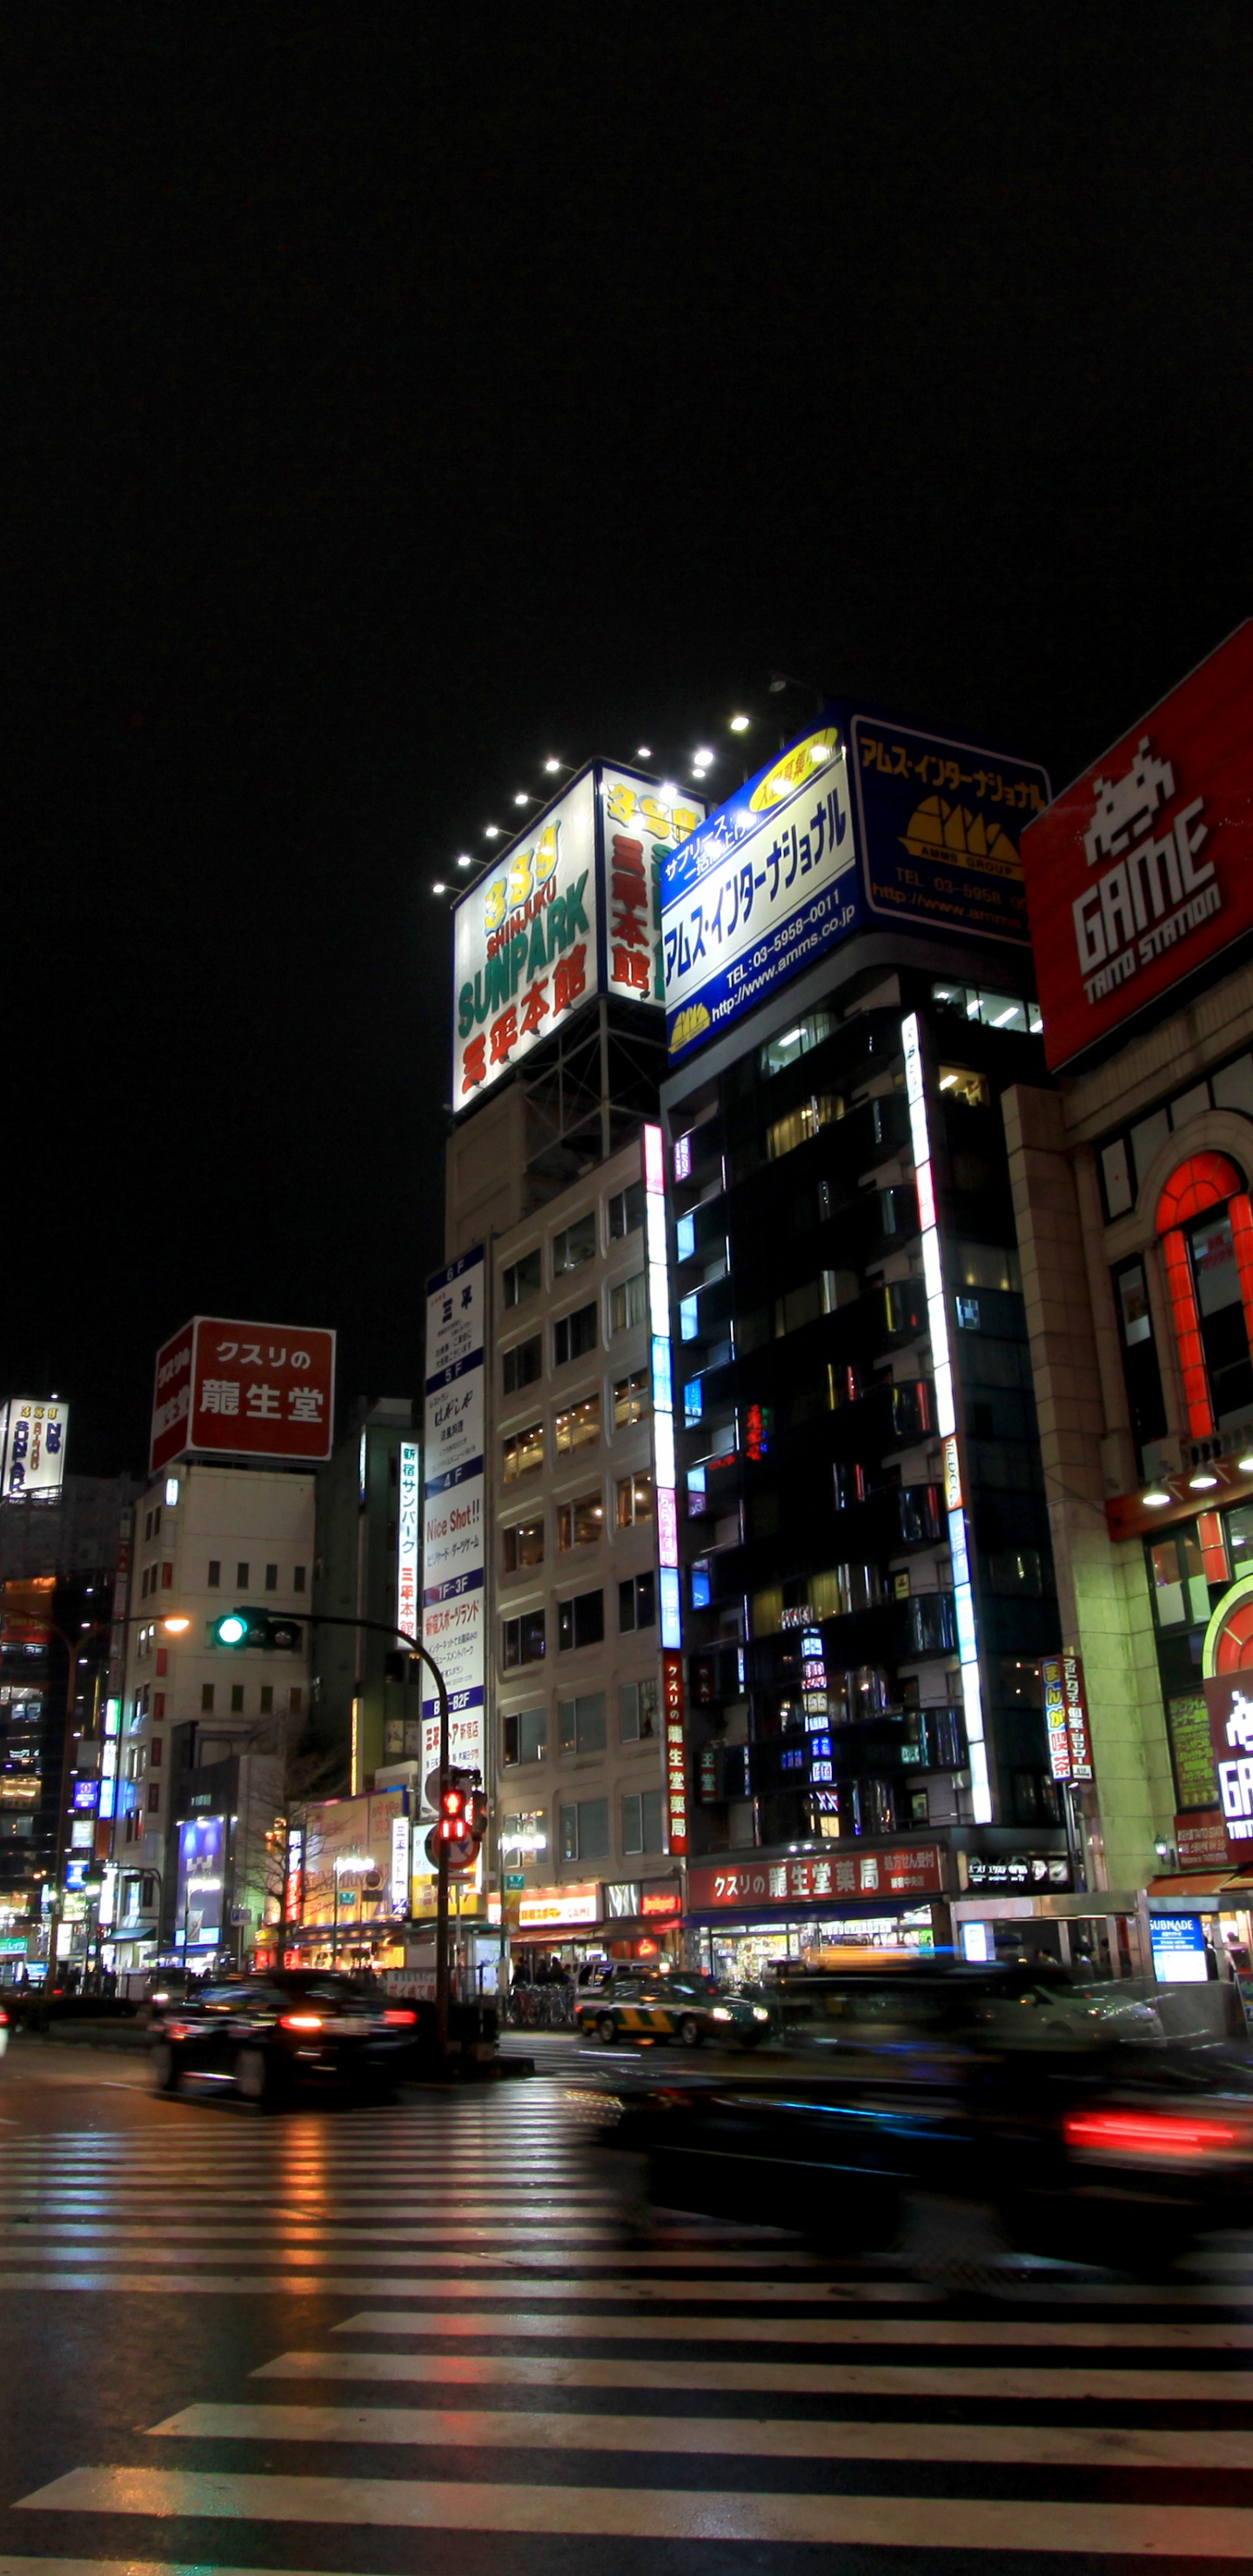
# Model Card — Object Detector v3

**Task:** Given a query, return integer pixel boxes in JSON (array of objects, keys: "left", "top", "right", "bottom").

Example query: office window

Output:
[
  {"left": 767, "top": 1093, "right": 842, "bottom": 1162},
  {"left": 147, "top": 1781, "right": 161, "bottom": 1814},
  {"left": 622, "top": 1788, "right": 667, "bottom": 1856},
  {"left": 501, "top": 1808, "right": 547, "bottom": 1860},
  {"left": 553, "top": 1211, "right": 596, "bottom": 1273},
  {"left": 613, "top": 1369, "right": 649, "bottom": 1428},
  {"left": 760, "top": 1010, "right": 836, "bottom": 1076},
  {"left": 237, "top": 1561, "right": 250, "bottom": 1587},
  {"left": 610, "top": 1271, "right": 647, "bottom": 1334},
  {"left": 559, "top": 1795, "right": 609, "bottom": 1863},
  {"left": 144, "top": 1509, "right": 152, "bottom": 1542},
  {"left": 259, "top": 1684, "right": 274, "bottom": 1714},
  {"left": 503, "top": 1610, "right": 546, "bottom": 1669},
  {"left": 502, "top": 1420, "right": 544, "bottom": 1481},
  {"left": 558, "top": 1492, "right": 603, "bottom": 1550},
  {"left": 503, "top": 1248, "right": 542, "bottom": 1308},
  {"left": 502, "top": 1707, "right": 547, "bottom": 1767},
  {"left": 290, "top": 1687, "right": 304, "bottom": 1715},
  {"left": 939, "top": 1065, "right": 992, "bottom": 1110},
  {"left": 559, "top": 1691, "right": 606, "bottom": 1754},
  {"left": 616, "top": 1472, "right": 653, "bottom": 1528},
  {"left": 608, "top": 1179, "right": 647, "bottom": 1240},
  {"left": 619, "top": 1677, "right": 660, "bottom": 1741},
  {"left": 231, "top": 1683, "right": 245, "bottom": 1713},
  {"left": 207, "top": 1560, "right": 221, "bottom": 1588},
  {"left": 265, "top": 1563, "right": 278, "bottom": 1593},
  {"left": 293, "top": 1565, "right": 306, "bottom": 1592},
  {"left": 555, "top": 1395, "right": 600, "bottom": 1455},
  {"left": 503, "top": 1332, "right": 542, "bottom": 1395},
  {"left": 200, "top": 1683, "right": 216, "bottom": 1714},
  {"left": 503, "top": 1516, "right": 545, "bottom": 1573},
  {"left": 619, "top": 1572, "right": 656, "bottom": 1632},
  {"left": 150, "top": 1736, "right": 164, "bottom": 1765},
  {"left": 557, "top": 1589, "right": 605, "bottom": 1652},
  {"left": 553, "top": 1302, "right": 597, "bottom": 1367}
]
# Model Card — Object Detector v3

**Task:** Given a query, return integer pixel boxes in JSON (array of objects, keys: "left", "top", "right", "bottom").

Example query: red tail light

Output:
[
  {"left": 383, "top": 2009, "right": 418, "bottom": 2025},
  {"left": 1065, "top": 2106, "right": 1251, "bottom": 2162},
  {"left": 279, "top": 2012, "right": 324, "bottom": 2031}
]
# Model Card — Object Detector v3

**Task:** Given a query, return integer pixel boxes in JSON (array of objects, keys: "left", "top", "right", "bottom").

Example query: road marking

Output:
[
  {"left": 0, "top": 2258, "right": 910, "bottom": 2296},
  {"left": 256, "top": 2346, "right": 1253, "bottom": 2400},
  {"left": 148, "top": 2398, "right": 1253, "bottom": 2467},
  {"left": 17, "top": 2466, "right": 1253, "bottom": 2553},
  {"left": 335, "top": 2307, "right": 1253, "bottom": 2347},
  {"left": 0, "top": 2230, "right": 819, "bottom": 2265}
]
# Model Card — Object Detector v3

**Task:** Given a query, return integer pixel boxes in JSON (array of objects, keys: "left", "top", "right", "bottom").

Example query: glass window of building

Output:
[
  {"left": 608, "top": 1179, "right": 646, "bottom": 1239},
  {"left": 938, "top": 1065, "right": 991, "bottom": 1110},
  {"left": 1116, "top": 1260, "right": 1153, "bottom": 1345},
  {"left": 502, "top": 1707, "right": 546, "bottom": 1766},
  {"left": 1147, "top": 1528, "right": 1211, "bottom": 1628},
  {"left": 610, "top": 1271, "right": 647, "bottom": 1334},
  {"left": 557, "top": 1589, "right": 604, "bottom": 1652},
  {"left": 622, "top": 1788, "right": 667, "bottom": 1855},
  {"left": 503, "top": 1333, "right": 542, "bottom": 1395},
  {"left": 501, "top": 1807, "right": 547, "bottom": 1859},
  {"left": 616, "top": 1471, "right": 653, "bottom": 1528},
  {"left": 559, "top": 1691, "right": 606, "bottom": 1754},
  {"left": 619, "top": 1571, "right": 656, "bottom": 1633},
  {"left": 620, "top": 1676, "right": 660, "bottom": 1740},
  {"left": 767, "top": 1093, "right": 842, "bottom": 1162},
  {"left": 553, "top": 1212, "right": 596, "bottom": 1273},
  {"left": 502, "top": 1420, "right": 544, "bottom": 1481},
  {"left": 1187, "top": 1205, "right": 1253, "bottom": 1426},
  {"left": 555, "top": 1395, "right": 600, "bottom": 1455},
  {"left": 503, "top": 1248, "right": 542, "bottom": 1308},
  {"left": 558, "top": 1492, "right": 602, "bottom": 1549},
  {"left": 613, "top": 1369, "right": 649, "bottom": 1428},
  {"left": 759, "top": 1010, "right": 835, "bottom": 1076},
  {"left": 553, "top": 1302, "right": 597, "bottom": 1367},
  {"left": 502, "top": 1516, "right": 544, "bottom": 1573},
  {"left": 559, "top": 1796, "right": 609, "bottom": 1864},
  {"left": 502, "top": 1610, "right": 546, "bottom": 1668}
]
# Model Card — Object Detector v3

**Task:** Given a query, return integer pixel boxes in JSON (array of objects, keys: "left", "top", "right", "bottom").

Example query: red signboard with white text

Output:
[
  {"left": 150, "top": 1316, "right": 336, "bottom": 1472},
  {"left": 1022, "top": 621, "right": 1253, "bottom": 1072},
  {"left": 688, "top": 1846, "right": 944, "bottom": 1912}
]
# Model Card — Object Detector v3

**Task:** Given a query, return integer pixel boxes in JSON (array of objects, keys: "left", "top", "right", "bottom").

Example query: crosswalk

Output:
[{"left": 3, "top": 2072, "right": 1253, "bottom": 2564}]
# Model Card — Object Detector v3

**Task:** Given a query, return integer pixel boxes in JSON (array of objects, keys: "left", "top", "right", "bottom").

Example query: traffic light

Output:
[
  {"left": 212, "top": 1607, "right": 304, "bottom": 1651},
  {"left": 423, "top": 1769, "right": 485, "bottom": 1874}
]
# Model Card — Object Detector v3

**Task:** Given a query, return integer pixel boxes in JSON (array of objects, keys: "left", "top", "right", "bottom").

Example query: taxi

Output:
[{"left": 576, "top": 1969, "right": 769, "bottom": 2049}]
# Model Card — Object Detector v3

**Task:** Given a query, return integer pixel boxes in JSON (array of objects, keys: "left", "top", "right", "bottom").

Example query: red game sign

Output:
[
  {"left": 150, "top": 1316, "right": 336, "bottom": 1472},
  {"left": 1022, "top": 621, "right": 1253, "bottom": 1072}
]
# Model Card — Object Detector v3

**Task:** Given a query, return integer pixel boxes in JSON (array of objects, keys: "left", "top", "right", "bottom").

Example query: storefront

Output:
[{"left": 685, "top": 1846, "right": 949, "bottom": 1980}]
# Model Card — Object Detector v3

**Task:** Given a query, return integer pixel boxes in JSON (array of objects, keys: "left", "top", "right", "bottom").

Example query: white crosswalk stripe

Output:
[{"left": 8, "top": 2076, "right": 1253, "bottom": 2564}]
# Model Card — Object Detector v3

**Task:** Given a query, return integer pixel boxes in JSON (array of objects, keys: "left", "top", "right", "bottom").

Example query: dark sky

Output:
[{"left": 5, "top": 4, "right": 1252, "bottom": 1474}]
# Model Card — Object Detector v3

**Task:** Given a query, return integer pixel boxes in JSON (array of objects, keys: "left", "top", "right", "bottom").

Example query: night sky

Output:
[{"left": 6, "top": 6, "right": 1252, "bottom": 1474}]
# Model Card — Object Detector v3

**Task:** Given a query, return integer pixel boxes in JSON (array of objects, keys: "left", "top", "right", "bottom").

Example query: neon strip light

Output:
[
  {"left": 904, "top": 1014, "right": 990, "bottom": 1822},
  {"left": 644, "top": 1123, "right": 681, "bottom": 1649},
  {"left": 1161, "top": 1224, "right": 1213, "bottom": 1439}
]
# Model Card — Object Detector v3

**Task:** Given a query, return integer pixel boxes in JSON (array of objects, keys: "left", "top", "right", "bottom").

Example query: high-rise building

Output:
[{"left": 312, "top": 1396, "right": 420, "bottom": 1793}]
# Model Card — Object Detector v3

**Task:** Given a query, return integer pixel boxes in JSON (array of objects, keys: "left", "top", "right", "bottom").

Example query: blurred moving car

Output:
[
  {"left": 601, "top": 1961, "right": 1253, "bottom": 2262},
  {"left": 576, "top": 1969, "right": 769, "bottom": 2049},
  {"left": 0, "top": 2001, "right": 8, "bottom": 2063},
  {"left": 151, "top": 1969, "right": 419, "bottom": 2105}
]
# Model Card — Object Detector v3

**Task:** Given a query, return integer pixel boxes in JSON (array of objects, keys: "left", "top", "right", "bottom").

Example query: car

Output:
[
  {"left": 151, "top": 1969, "right": 420, "bottom": 2106},
  {"left": 0, "top": 2002, "right": 8, "bottom": 2062},
  {"left": 575, "top": 1969, "right": 770, "bottom": 2049}
]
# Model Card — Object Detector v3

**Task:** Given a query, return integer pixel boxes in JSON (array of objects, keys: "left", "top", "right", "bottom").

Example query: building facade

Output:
[{"left": 312, "top": 1395, "right": 420, "bottom": 1793}]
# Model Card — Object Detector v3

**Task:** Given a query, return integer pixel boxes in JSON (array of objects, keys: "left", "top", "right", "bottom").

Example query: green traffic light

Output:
[{"left": 215, "top": 1611, "right": 249, "bottom": 1647}]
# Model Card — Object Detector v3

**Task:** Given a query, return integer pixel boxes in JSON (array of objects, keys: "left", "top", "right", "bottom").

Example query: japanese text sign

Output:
[
  {"left": 452, "top": 763, "right": 704, "bottom": 1112},
  {"left": 851, "top": 717, "right": 1045, "bottom": 947},
  {"left": 687, "top": 1846, "right": 944, "bottom": 1910},
  {"left": 1042, "top": 1650, "right": 1093, "bottom": 1783},
  {"left": 661, "top": 1649, "right": 688, "bottom": 1856},
  {"left": 421, "top": 1249, "right": 486, "bottom": 1806},
  {"left": 1205, "top": 1674, "right": 1253, "bottom": 1848},
  {"left": 1022, "top": 621, "right": 1253, "bottom": 1071},
  {"left": 397, "top": 1439, "right": 420, "bottom": 1647},
  {"left": 150, "top": 1318, "right": 335, "bottom": 1472},
  {"left": 0, "top": 1399, "right": 69, "bottom": 1499}
]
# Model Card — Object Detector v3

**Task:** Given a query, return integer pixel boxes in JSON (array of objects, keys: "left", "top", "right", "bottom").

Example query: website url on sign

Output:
[{"left": 709, "top": 894, "right": 855, "bottom": 1023}]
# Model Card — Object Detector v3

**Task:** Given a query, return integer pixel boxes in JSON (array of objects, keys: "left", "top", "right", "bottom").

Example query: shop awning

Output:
[{"left": 1148, "top": 1871, "right": 1234, "bottom": 1899}]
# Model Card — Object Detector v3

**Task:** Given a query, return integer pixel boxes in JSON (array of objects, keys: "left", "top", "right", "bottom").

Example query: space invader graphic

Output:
[
  {"left": 1083, "top": 735, "right": 1176, "bottom": 869},
  {"left": 1226, "top": 1689, "right": 1253, "bottom": 1755}
]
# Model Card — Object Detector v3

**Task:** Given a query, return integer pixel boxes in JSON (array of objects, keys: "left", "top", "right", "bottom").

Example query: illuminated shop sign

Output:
[
  {"left": 903, "top": 1012, "right": 991, "bottom": 1824},
  {"left": 397, "top": 1438, "right": 419, "bottom": 1645},
  {"left": 661, "top": 1649, "right": 688, "bottom": 1857},
  {"left": 1202, "top": 1572, "right": 1253, "bottom": 1847},
  {"left": 689, "top": 1847, "right": 944, "bottom": 1909},
  {"left": 517, "top": 1882, "right": 599, "bottom": 1930},
  {"left": 644, "top": 1121, "right": 681, "bottom": 1651},
  {"left": 1042, "top": 1650, "right": 1094, "bottom": 1783},
  {"left": 0, "top": 1399, "right": 68, "bottom": 1500},
  {"left": 421, "top": 1248, "right": 486, "bottom": 1811}
]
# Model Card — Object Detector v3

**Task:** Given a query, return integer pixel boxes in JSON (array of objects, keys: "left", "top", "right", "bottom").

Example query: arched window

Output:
[{"left": 1156, "top": 1151, "right": 1253, "bottom": 1439}]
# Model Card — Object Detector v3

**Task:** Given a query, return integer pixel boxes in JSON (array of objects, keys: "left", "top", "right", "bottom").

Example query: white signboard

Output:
[
  {"left": 397, "top": 1439, "right": 420, "bottom": 1646},
  {"left": 0, "top": 1399, "right": 69, "bottom": 1500},
  {"left": 420, "top": 1248, "right": 486, "bottom": 1813}
]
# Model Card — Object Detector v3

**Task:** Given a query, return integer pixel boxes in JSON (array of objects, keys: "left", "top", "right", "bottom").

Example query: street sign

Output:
[{"left": 504, "top": 1871, "right": 525, "bottom": 1890}]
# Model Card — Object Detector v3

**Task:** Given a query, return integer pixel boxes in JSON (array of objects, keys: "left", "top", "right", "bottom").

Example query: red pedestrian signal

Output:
[{"left": 422, "top": 1770, "right": 484, "bottom": 1875}]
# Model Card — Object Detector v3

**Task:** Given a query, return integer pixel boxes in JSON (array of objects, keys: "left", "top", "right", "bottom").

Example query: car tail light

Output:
[
  {"left": 279, "top": 2012, "right": 325, "bottom": 2031},
  {"left": 1065, "top": 2105, "right": 1253, "bottom": 2164},
  {"left": 382, "top": 2009, "right": 418, "bottom": 2025},
  {"left": 163, "top": 2021, "right": 191, "bottom": 2042},
  {"left": 0, "top": 2009, "right": 8, "bottom": 2026}
]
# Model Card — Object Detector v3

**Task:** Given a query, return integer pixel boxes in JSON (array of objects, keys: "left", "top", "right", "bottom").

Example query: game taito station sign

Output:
[
  {"left": 1022, "top": 620, "right": 1253, "bottom": 1073},
  {"left": 660, "top": 711, "right": 1048, "bottom": 1063},
  {"left": 451, "top": 763, "right": 705, "bottom": 1109}
]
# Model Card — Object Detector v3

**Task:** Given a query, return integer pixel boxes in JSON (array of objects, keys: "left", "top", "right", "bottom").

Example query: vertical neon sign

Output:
[
  {"left": 901, "top": 1015, "right": 992, "bottom": 1826},
  {"left": 643, "top": 1122, "right": 680, "bottom": 1649}
]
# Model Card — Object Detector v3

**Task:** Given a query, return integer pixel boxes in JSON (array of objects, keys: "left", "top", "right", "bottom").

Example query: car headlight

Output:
[
  {"left": 753, "top": 2006, "right": 768, "bottom": 2020},
  {"left": 712, "top": 2006, "right": 732, "bottom": 2021}
]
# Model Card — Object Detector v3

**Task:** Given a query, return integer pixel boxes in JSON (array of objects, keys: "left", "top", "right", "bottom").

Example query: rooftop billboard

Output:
[
  {"left": 660, "top": 711, "right": 1048, "bottom": 1063},
  {"left": 451, "top": 763, "right": 705, "bottom": 1110},
  {"left": 150, "top": 1317, "right": 336, "bottom": 1472},
  {"left": 1022, "top": 621, "right": 1253, "bottom": 1074},
  {"left": 0, "top": 1399, "right": 68, "bottom": 1501}
]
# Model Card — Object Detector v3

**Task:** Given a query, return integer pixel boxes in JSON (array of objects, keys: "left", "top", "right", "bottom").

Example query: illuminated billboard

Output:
[
  {"left": 421, "top": 1249, "right": 485, "bottom": 1813},
  {"left": 1022, "top": 621, "right": 1253, "bottom": 1073},
  {"left": 661, "top": 714, "right": 1048, "bottom": 1064},
  {"left": 0, "top": 1399, "right": 68, "bottom": 1500},
  {"left": 299, "top": 1789, "right": 408, "bottom": 1926},
  {"left": 451, "top": 763, "right": 704, "bottom": 1110},
  {"left": 150, "top": 1316, "right": 336, "bottom": 1472}
]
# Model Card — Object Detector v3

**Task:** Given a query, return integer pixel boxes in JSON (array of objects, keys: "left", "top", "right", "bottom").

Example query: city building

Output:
[
  {"left": 655, "top": 704, "right": 1134, "bottom": 1976},
  {"left": 312, "top": 1395, "right": 420, "bottom": 1791},
  {"left": 1009, "top": 620, "right": 1253, "bottom": 1986}
]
